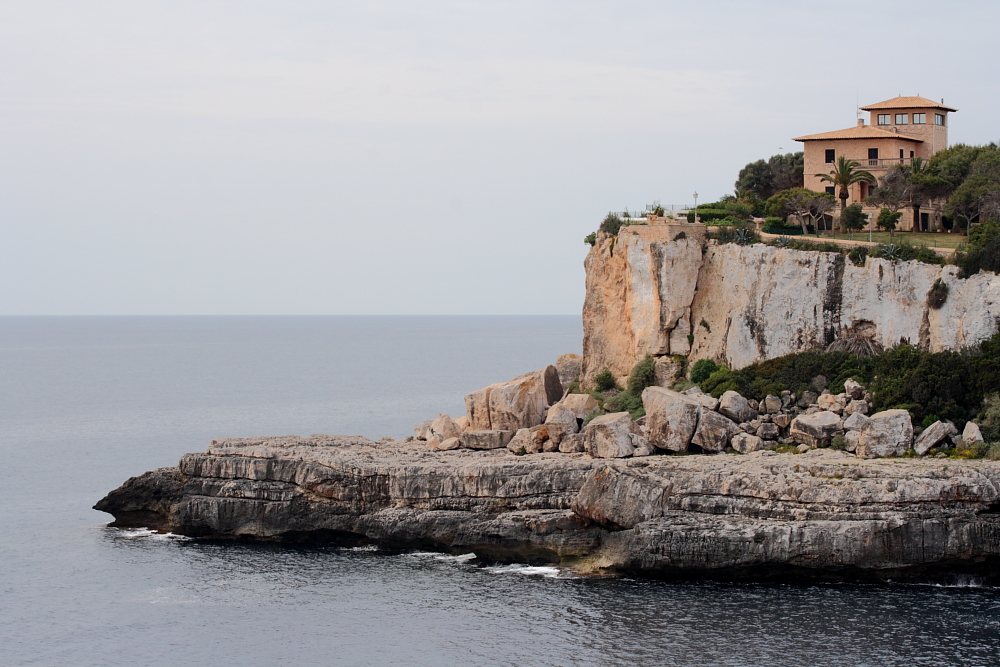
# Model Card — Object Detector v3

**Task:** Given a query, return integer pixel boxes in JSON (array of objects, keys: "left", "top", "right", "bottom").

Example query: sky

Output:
[{"left": 2, "top": 0, "right": 998, "bottom": 315}]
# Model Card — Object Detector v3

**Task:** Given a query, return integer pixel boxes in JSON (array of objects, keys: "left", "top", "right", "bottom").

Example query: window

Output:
[
  {"left": 895, "top": 114, "right": 908, "bottom": 124},
  {"left": 825, "top": 149, "right": 835, "bottom": 163},
  {"left": 899, "top": 149, "right": 904, "bottom": 159},
  {"left": 910, "top": 150, "right": 915, "bottom": 158},
  {"left": 913, "top": 113, "right": 926, "bottom": 124},
  {"left": 868, "top": 148, "right": 879, "bottom": 162},
  {"left": 878, "top": 114, "right": 891, "bottom": 125},
  {"left": 935, "top": 113, "right": 946, "bottom": 126},
  {"left": 825, "top": 186, "right": 836, "bottom": 196}
]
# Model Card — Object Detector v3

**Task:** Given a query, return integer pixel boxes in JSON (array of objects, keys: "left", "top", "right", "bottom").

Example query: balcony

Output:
[{"left": 854, "top": 157, "right": 917, "bottom": 169}]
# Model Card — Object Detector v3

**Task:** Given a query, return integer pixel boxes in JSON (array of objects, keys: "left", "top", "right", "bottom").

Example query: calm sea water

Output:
[{"left": 2, "top": 316, "right": 1000, "bottom": 667}]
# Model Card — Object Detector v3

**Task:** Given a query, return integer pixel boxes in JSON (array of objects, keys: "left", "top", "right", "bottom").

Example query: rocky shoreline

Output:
[{"left": 96, "top": 360, "right": 1000, "bottom": 583}]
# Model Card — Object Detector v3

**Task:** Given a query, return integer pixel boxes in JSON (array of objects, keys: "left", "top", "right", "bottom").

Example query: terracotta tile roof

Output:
[
  {"left": 859, "top": 96, "right": 957, "bottom": 112},
  {"left": 793, "top": 125, "right": 923, "bottom": 142}
]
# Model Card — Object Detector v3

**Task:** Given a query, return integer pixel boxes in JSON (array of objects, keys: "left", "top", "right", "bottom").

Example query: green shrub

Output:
[
  {"left": 690, "top": 359, "right": 719, "bottom": 384},
  {"left": 604, "top": 390, "right": 644, "bottom": 420},
  {"left": 599, "top": 213, "right": 623, "bottom": 236},
  {"left": 927, "top": 279, "right": 949, "bottom": 309},
  {"left": 969, "top": 218, "right": 1000, "bottom": 247},
  {"left": 977, "top": 394, "right": 1000, "bottom": 442},
  {"left": 921, "top": 414, "right": 940, "bottom": 429},
  {"left": 953, "top": 235, "right": 1000, "bottom": 277},
  {"left": 764, "top": 216, "right": 785, "bottom": 227},
  {"left": 702, "top": 366, "right": 736, "bottom": 398},
  {"left": 987, "top": 443, "right": 1000, "bottom": 461},
  {"left": 848, "top": 246, "right": 869, "bottom": 266},
  {"left": 830, "top": 435, "right": 847, "bottom": 450},
  {"left": 687, "top": 208, "right": 731, "bottom": 223},
  {"left": 584, "top": 232, "right": 597, "bottom": 246},
  {"left": 626, "top": 355, "right": 657, "bottom": 395},
  {"left": 594, "top": 369, "right": 616, "bottom": 392}
]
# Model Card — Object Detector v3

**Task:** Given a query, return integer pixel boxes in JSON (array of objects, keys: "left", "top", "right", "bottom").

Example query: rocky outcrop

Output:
[
  {"left": 582, "top": 233, "right": 1000, "bottom": 381},
  {"left": 96, "top": 436, "right": 1000, "bottom": 583}
]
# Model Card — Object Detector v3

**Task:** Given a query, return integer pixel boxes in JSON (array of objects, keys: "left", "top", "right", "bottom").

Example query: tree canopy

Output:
[{"left": 735, "top": 152, "right": 804, "bottom": 200}]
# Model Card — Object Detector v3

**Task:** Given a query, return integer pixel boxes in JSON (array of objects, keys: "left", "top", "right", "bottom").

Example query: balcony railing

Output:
[{"left": 853, "top": 157, "right": 917, "bottom": 169}]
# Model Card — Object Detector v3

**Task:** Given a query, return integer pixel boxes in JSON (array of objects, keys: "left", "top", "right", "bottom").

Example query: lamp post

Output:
[{"left": 693, "top": 192, "right": 699, "bottom": 223}]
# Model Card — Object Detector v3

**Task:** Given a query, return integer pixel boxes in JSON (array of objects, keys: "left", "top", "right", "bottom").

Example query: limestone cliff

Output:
[
  {"left": 582, "top": 226, "right": 1000, "bottom": 382},
  {"left": 95, "top": 436, "right": 1000, "bottom": 582}
]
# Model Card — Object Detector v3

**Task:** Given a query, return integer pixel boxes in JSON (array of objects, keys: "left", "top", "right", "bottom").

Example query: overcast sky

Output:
[{"left": 2, "top": 1, "right": 998, "bottom": 315}]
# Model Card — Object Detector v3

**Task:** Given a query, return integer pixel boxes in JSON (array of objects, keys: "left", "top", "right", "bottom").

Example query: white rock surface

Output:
[
  {"left": 790, "top": 411, "right": 843, "bottom": 447},
  {"left": 843, "top": 412, "right": 870, "bottom": 432},
  {"left": 583, "top": 412, "right": 641, "bottom": 458},
  {"left": 555, "top": 394, "right": 599, "bottom": 420},
  {"left": 719, "top": 391, "right": 757, "bottom": 423},
  {"left": 844, "top": 379, "right": 866, "bottom": 400},
  {"left": 914, "top": 420, "right": 959, "bottom": 456},
  {"left": 465, "top": 366, "right": 562, "bottom": 433},
  {"left": 856, "top": 410, "right": 914, "bottom": 459},
  {"left": 460, "top": 429, "right": 515, "bottom": 451},
  {"left": 732, "top": 433, "right": 764, "bottom": 454},
  {"left": 642, "top": 387, "right": 701, "bottom": 452},
  {"left": 544, "top": 404, "right": 580, "bottom": 445},
  {"left": 429, "top": 414, "right": 460, "bottom": 440},
  {"left": 964, "top": 422, "right": 985, "bottom": 445},
  {"left": 691, "top": 410, "right": 737, "bottom": 452}
]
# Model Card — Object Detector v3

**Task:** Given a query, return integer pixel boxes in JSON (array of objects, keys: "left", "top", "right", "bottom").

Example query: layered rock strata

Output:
[
  {"left": 582, "top": 226, "right": 1000, "bottom": 382},
  {"left": 96, "top": 435, "right": 1000, "bottom": 583}
]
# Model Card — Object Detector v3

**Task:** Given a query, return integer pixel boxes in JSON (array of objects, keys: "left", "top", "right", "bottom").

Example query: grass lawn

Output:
[{"left": 820, "top": 231, "right": 968, "bottom": 249}]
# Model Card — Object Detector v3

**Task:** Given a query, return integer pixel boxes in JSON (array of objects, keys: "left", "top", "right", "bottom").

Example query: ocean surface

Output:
[{"left": 3, "top": 315, "right": 1000, "bottom": 667}]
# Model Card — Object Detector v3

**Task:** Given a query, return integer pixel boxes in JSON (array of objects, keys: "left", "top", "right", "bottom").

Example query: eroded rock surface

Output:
[{"left": 95, "top": 435, "right": 1000, "bottom": 582}]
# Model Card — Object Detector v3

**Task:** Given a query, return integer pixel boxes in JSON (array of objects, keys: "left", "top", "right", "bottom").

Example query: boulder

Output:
[
  {"left": 772, "top": 414, "right": 792, "bottom": 429},
  {"left": 413, "top": 420, "right": 433, "bottom": 440},
  {"left": 583, "top": 412, "right": 641, "bottom": 458},
  {"left": 429, "top": 414, "right": 460, "bottom": 440},
  {"left": 542, "top": 437, "right": 560, "bottom": 453},
  {"left": 762, "top": 395, "right": 782, "bottom": 414},
  {"left": 856, "top": 409, "right": 913, "bottom": 459},
  {"left": 844, "top": 430, "right": 859, "bottom": 453},
  {"left": 437, "top": 437, "right": 461, "bottom": 451},
  {"left": 842, "top": 412, "right": 870, "bottom": 432},
  {"left": 719, "top": 391, "right": 757, "bottom": 423},
  {"left": 460, "top": 429, "right": 515, "bottom": 451},
  {"left": 963, "top": 422, "right": 984, "bottom": 445},
  {"left": 544, "top": 403, "right": 579, "bottom": 445},
  {"left": 797, "top": 391, "right": 818, "bottom": 408},
  {"left": 693, "top": 394, "right": 720, "bottom": 411},
  {"left": 681, "top": 386, "right": 703, "bottom": 395},
  {"left": 844, "top": 379, "right": 866, "bottom": 400},
  {"left": 796, "top": 444, "right": 811, "bottom": 453},
  {"left": 453, "top": 415, "right": 470, "bottom": 432},
  {"left": 914, "top": 420, "right": 959, "bottom": 456},
  {"left": 757, "top": 422, "right": 779, "bottom": 440},
  {"left": 817, "top": 393, "right": 846, "bottom": 414},
  {"left": 555, "top": 393, "right": 599, "bottom": 420},
  {"left": 464, "top": 385, "right": 496, "bottom": 430},
  {"left": 691, "top": 409, "right": 737, "bottom": 452},
  {"left": 844, "top": 400, "right": 869, "bottom": 416},
  {"left": 505, "top": 426, "right": 549, "bottom": 455},
  {"left": 642, "top": 387, "right": 701, "bottom": 452},
  {"left": 732, "top": 433, "right": 764, "bottom": 454},
  {"left": 487, "top": 366, "right": 563, "bottom": 432},
  {"left": 654, "top": 356, "right": 684, "bottom": 387},
  {"left": 555, "top": 353, "right": 582, "bottom": 389},
  {"left": 557, "top": 432, "right": 586, "bottom": 453},
  {"left": 789, "top": 411, "right": 843, "bottom": 447}
]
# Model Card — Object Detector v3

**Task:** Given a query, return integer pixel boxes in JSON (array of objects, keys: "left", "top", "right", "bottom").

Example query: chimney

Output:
[{"left": 857, "top": 119, "right": 865, "bottom": 127}]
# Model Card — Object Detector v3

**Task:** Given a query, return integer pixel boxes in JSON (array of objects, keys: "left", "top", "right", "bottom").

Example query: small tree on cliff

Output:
[
  {"left": 818, "top": 156, "right": 876, "bottom": 233},
  {"left": 876, "top": 208, "right": 903, "bottom": 237}
]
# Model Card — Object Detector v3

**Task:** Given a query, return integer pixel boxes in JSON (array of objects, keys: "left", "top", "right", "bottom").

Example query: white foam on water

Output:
[
  {"left": 112, "top": 527, "right": 190, "bottom": 541},
  {"left": 406, "top": 551, "right": 477, "bottom": 563},
  {"left": 348, "top": 545, "right": 380, "bottom": 552},
  {"left": 484, "top": 564, "right": 565, "bottom": 578}
]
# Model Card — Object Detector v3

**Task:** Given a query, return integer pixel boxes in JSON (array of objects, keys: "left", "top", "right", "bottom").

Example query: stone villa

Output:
[{"left": 794, "top": 95, "right": 957, "bottom": 231}]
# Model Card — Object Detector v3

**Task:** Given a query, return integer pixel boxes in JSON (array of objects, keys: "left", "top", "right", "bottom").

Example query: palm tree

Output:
[{"left": 817, "top": 156, "right": 876, "bottom": 233}]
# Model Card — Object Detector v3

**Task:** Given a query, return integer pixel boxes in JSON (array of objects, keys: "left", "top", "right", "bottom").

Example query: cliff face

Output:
[
  {"left": 582, "top": 227, "right": 1000, "bottom": 381},
  {"left": 95, "top": 437, "right": 1000, "bottom": 581}
]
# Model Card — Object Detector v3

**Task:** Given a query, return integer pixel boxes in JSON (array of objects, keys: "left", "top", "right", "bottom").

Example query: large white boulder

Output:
[
  {"left": 963, "top": 421, "right": 984, "bottom": 445},
  {"left": 506, "top": 425, "right": 550, "bottom": 455},
  {"left": 641, "top": 387, "right": 701, "bottom": 452},
  {"left": 465, "top": 366, "right": 563, "bottom": 433},
  {"left": 914, "top": 420, "right": 959, "bottom": 456},
  {"left": 856, "top": 409, "right": 913, "bottom": 458},
  {"left": 842, "top": 412, "right": 870, "bottom": 432},
  {"left": 732, "top": 433, "right": 764, "bottom": 454},
  {"left": 789, "top": 411, "right": 843, "bottom": 447},
  {"left": 544, "top": 404, "right": 579, "bottom": 445},
  {"left": 460, "top": 429, "right": 514, "bottom": 450},
  {"left": 583, "top": 412, "right": 641, "bottom": 458},
  {"left": 691, "top": 409, "right": 737, "bottom": 452},
  {"left": 555, "top": 393, "right": 599, "bottom": 420},
  {"left": 844, "top": 379, "right": 866, "bottom": 400},
  {"left": 555, "top": 353, "right": 582, "bottom": 389},
  {"left": 429, "top": 414, "right": 460, "bottom": 440},
  {"left": 719, "top": 391, "right": 757, "bottom": 423}
]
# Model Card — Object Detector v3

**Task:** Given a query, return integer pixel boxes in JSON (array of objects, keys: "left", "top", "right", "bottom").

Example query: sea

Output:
[{"left": 2, "top": 315, "right": 1000, "bottom": 667}]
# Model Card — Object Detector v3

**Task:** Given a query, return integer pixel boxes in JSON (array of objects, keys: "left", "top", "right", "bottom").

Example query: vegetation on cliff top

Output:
[{"left": 691, "top": 332, "right": 1000, "bottom": 429}]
